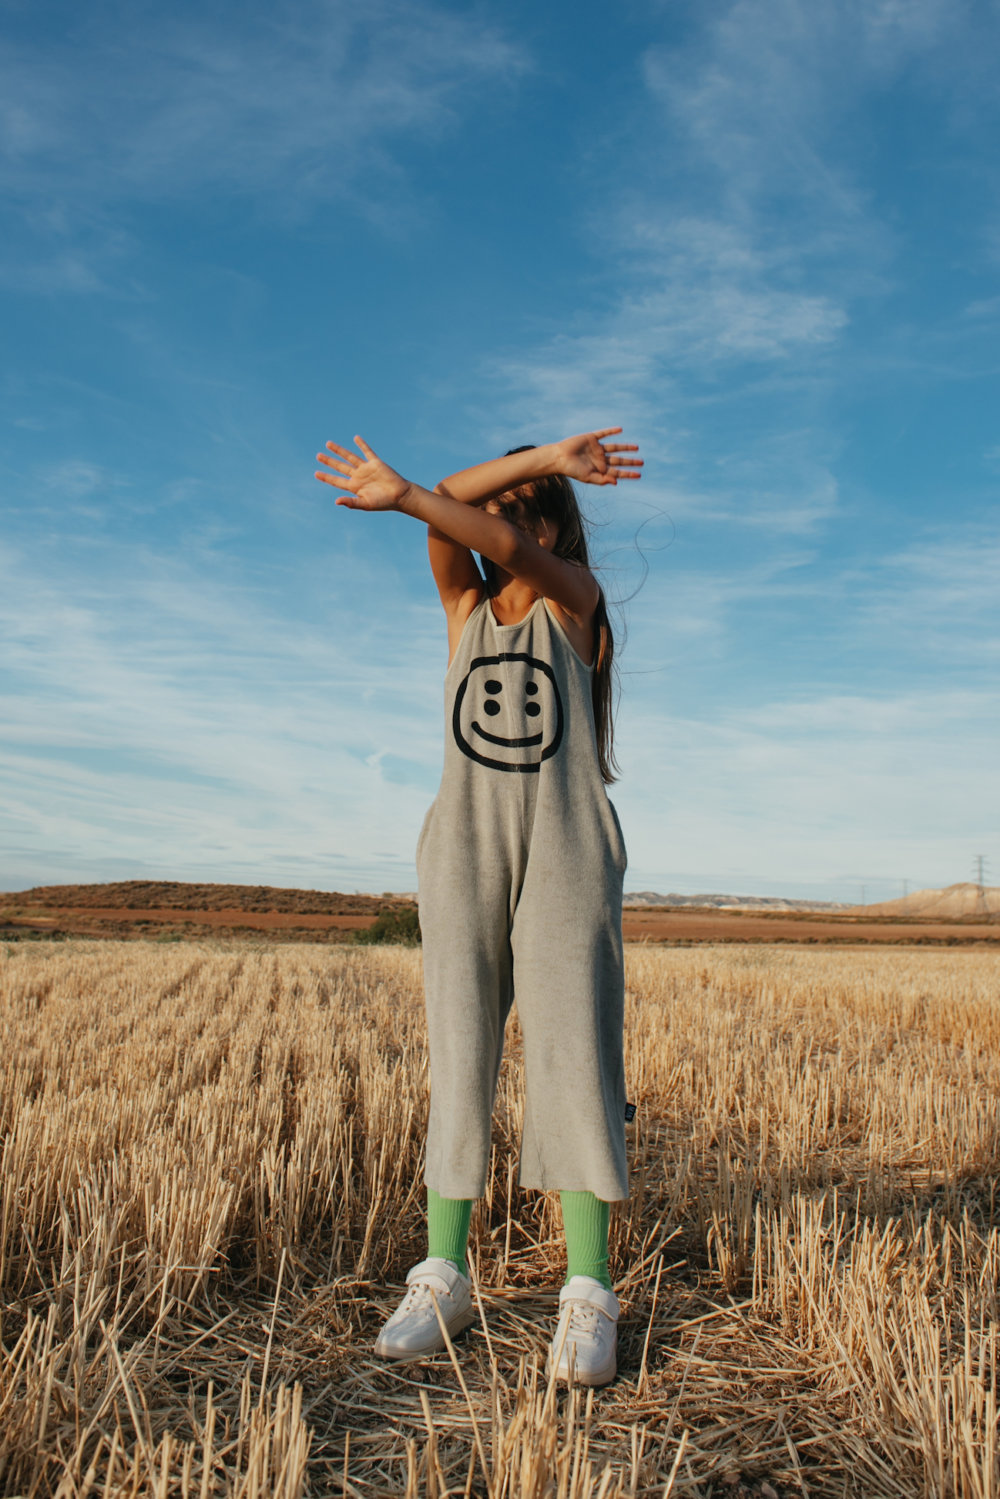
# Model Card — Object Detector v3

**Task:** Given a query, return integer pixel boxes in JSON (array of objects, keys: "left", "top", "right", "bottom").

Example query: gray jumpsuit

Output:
[{"left": 417, "top": 594, "right": 629, "bottom": 1203}]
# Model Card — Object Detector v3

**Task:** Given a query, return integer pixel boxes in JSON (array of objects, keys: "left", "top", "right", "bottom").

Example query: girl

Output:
[{"left": 315, "top": 427, "right": 642, "bottom": 1385}]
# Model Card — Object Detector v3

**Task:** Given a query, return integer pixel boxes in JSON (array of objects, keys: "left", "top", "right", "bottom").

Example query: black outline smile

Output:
[
  {"left": 452, "top": 651, "right": 564, "bottom": 774},
  {"left": 472, "top": 723, "right": 543, "bottom": 748}
]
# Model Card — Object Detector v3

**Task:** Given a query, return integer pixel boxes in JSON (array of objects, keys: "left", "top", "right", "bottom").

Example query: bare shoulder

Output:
[
  {"left": 545, "top": 596, "right": 596, "bottom": 667},
  {"left": 445, "top": 584, "right": 484, "bottom": 665}
]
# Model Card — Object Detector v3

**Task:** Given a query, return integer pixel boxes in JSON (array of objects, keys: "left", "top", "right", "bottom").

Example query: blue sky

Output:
[{"left": 2, "top": 0, "right": 998, "bottom": 901}]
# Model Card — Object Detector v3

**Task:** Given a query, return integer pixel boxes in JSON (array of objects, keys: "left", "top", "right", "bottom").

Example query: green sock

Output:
[
  {"left": 427, "top": 1189, "right": 473, "bottom": 1276},
  {"left": 560, "top": 1191, "right": 612, "bottom": 1290}
]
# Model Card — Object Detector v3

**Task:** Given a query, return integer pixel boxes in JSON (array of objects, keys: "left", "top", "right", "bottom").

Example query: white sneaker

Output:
[
  {"left": 374, "top": 1258, "right": 475, "bottom": 1361},
  {"left": 546, "top": 1277, "right": 619, "bottom": 1387}
]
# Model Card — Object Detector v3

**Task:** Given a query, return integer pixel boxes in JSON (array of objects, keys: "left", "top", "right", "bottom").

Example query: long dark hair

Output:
[{"left": 481, "top": 449, "right": 618, "bottom": 783}]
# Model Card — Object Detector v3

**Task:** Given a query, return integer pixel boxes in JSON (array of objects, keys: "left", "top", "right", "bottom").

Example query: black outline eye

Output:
[
  {"left": 525, "top": 702, "right": 541, "bottom": 717},
  {"left": 485, "top": 680, "right": 502, "bottom": 694},
  {"left": 484, "top": 700, "right": 501, "bottom": 717},
  {"left": 525, "top": 682, "right": 538, "bottom": 695}
]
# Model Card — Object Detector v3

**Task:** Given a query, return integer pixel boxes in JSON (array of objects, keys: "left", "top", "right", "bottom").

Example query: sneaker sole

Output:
[
  {"left": 545, "top": 1350, "right": 617, "bottom": 1387},
  {"left": 373, "top": 1308, "right": 476, "bottom": 1362}
]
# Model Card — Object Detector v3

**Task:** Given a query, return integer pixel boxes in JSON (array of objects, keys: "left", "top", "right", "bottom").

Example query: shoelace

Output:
[
  {"left": 564, "top": 1302, "right": 603, "bottom": 1341},
  {"left": 399, "top": 1280, "right": 450, "bottom": 1314}
]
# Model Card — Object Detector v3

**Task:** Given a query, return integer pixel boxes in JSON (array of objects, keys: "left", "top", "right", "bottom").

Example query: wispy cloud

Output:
[
  {"left": 471, "top": 0, "right": 996, "bottom": 553},
  {"left": 3, "top": 0, "right": 996, "bottom": 901},
  {"left": 470, "top": 5, "right": 898, "bottom": 532},
  {"left": 617, "top": 681, "right": 999, "bottom": 899},
  {"left": 0, "top": 531, "right": 446, "bottom": 890},
  {"left": 0, "top": 4, "right": 526, "bottom": 210},
  {"left": 0, "top": 2, "right": 528, "bottom": 301},
  {"left": 853, "top": 527, "right": 1000, "bottom": 662},
  {"left": 611, "top": 486, "right": 1000, "bottom": 896},
  {"left": 643, "top": 0, "right": 968, "bottom": 194},
  {"left": 8, "top": 505, "right": 991, "bottom": 901},
  {"left": 42, "top": 460, "right": 124, "bottom": 502}
]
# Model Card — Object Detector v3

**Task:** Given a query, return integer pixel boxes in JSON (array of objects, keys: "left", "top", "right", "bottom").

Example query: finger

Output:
[
  {"left": 609, "top": 454, "right": 644, "bottom": 465},
  {"left": 325, "top": 441, "right": 361, "bottom": 465},
  {"left": 354, "top": 435, "right": 377, "bottom": 459},
  {"left": 603, "top": 445, "right": 640, "bottom": 454},
  {"left": 591, "top": 426, "right": 623, "bottom": 439},
  {"left": 315, "top": 470, "right": 357, "bottom": 489},
  {"left": 316, "top": 455, "right": 357, "bottom": 477}
]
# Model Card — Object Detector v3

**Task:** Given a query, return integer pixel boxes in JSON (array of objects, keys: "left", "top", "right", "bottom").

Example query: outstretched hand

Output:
[
  {"left": 555, "top": 427, "right": 643, "bottom": 486},
  {"left": 314, "top": 437, "right": 411, "bottom": 511}
]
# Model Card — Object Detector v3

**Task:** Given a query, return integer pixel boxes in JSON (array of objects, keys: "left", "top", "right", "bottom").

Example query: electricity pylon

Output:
[{"left": 973, "top": 855, "right": 990, "bottom": 915}]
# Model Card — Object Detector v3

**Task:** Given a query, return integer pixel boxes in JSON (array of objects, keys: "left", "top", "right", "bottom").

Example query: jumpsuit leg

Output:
[
  {"left": 418, "top": 834, "right": 518, "bottom": 1200},
  {"left": 510, "top": 829, "right": 628, "bottom": 1202}
]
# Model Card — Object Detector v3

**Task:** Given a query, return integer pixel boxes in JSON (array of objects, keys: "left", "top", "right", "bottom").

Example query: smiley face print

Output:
[{"left": 452, "top": 652, "right": 564, "bottom": 772}]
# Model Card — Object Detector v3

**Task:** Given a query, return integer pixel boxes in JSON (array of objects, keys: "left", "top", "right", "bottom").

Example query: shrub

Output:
[{"left": 354, "top": 908, "right": 421, "bottom": 946}]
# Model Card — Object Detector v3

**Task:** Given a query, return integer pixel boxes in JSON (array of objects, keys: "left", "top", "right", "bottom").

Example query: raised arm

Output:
[
  {"left": 424, "top": 430, "right": 642, "bottom": 614},
  {"left": 315, "top": 437, "right": 603, "bottom": 618},
  {"left": 434, "top": 429, "right": 642, "bottom": 504}
]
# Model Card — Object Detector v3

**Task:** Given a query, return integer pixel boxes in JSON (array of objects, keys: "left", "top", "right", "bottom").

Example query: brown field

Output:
[
  {"left": 619, "top": 908, "right": 1000, "bottom": 945},
  {"left": 2, "top": 940, "right": 999, "bottom": 1497},
  {"left": 0, "top": 883, "right": 414, "bottom": 944},
  {"left": 3, "top": 881, "right": 999, "bottom": 945}
]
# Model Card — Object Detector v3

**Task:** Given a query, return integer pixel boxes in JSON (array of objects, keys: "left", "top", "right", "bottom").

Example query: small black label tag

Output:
[{"left": 624, "top": 1102, "right": 637, "bottom": 1122}]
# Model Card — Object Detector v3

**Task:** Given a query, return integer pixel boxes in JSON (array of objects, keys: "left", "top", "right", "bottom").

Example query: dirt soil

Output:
[
  {"left": 2, "top": 881, "right": 998, "bottom": 944},
  {"left": 0, "top": 882, "right": 406, "bottom": 943},
  {"left": 621, "top": 906, "right": 1000, "bottom": 945}
]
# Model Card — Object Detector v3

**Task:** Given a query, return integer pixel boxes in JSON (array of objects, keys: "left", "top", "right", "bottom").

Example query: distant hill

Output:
[
  {"left": 624, "top": 891, "right": 852, "bottom": 912},
  {"left": 9, "top": 880, "right": 993, "bottom": 919},
  {"left": 853, "top": 882, "right": 1000, "bottom": 918},
  {"left": 6, "top": 880, "right": 852, "bottom": 914},
  {"left": 3, "top": 879, "right": 998, "bottom": 946},
  {"left": 3, "top": 880, "right": 414, "bottom": 914}
]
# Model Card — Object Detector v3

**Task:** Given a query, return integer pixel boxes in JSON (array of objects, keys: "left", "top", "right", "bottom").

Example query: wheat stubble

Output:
[{"left": 1, "top": 940, "right": 998, "bottom": 1496}]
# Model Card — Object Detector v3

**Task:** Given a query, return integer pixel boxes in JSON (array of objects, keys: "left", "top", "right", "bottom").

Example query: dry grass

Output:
[{"left": 1, "top": 940, "right": 999, "bottom": 1497}]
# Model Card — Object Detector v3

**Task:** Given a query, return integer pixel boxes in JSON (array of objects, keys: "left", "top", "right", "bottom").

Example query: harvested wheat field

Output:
[{"left": 2, "top": 941, "right": 999, "bottom": 1497}]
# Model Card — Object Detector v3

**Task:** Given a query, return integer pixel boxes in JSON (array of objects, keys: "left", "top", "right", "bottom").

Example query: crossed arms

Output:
[{"left": 314, "top": 429, "right": 642, "bottom": 626}]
